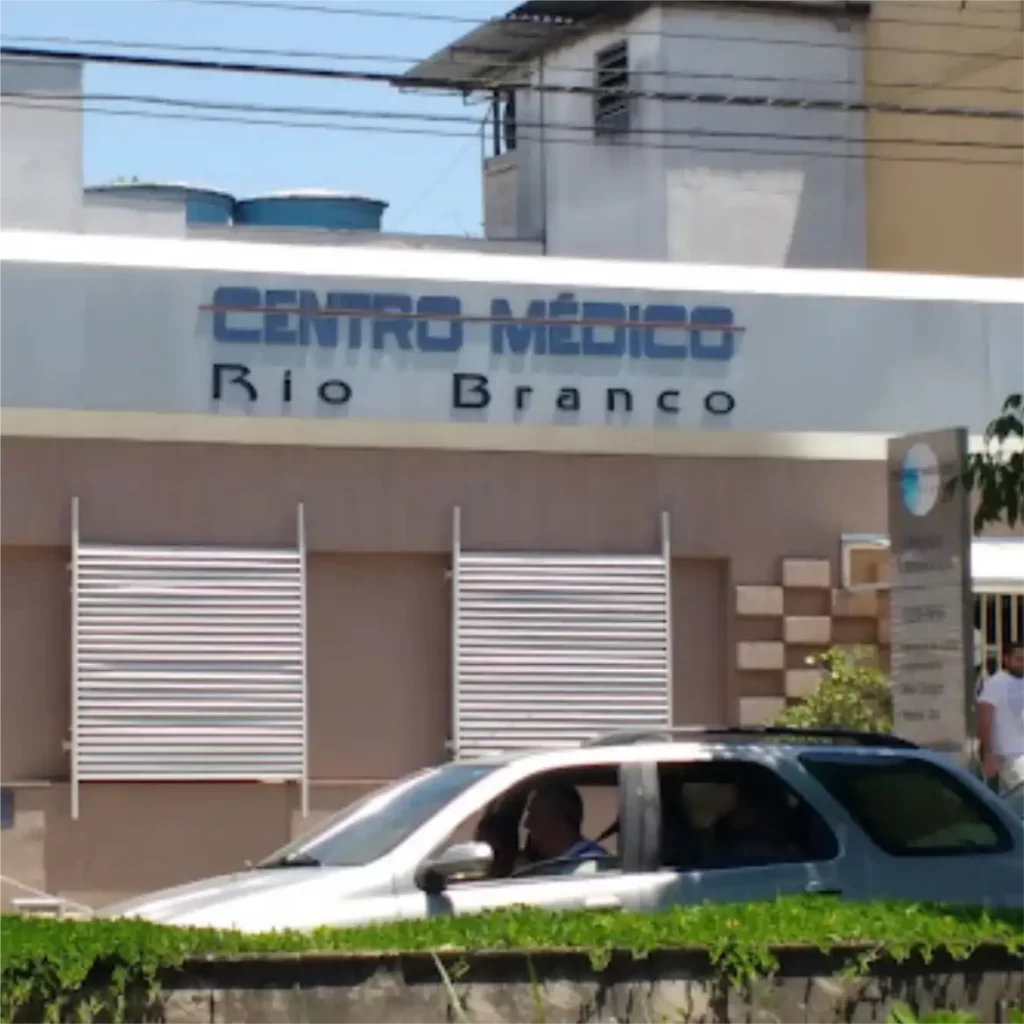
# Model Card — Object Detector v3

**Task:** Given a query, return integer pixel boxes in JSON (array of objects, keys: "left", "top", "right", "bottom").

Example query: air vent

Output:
[
  {"left": 594, "top": 40, "right": 629, "bottom": 135},
  {"left": 840, "top": 533, "right": 891, "bottom": 592}
]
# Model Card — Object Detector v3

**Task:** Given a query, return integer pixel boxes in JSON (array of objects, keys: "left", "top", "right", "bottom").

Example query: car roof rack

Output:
[{"left": 583, "top": 725, "right": 918, "bottom": 749}]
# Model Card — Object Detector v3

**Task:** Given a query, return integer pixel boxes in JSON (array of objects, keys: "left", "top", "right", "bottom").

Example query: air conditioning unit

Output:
[{"left": 840, "top": 533, "right": 892, "bottom": 592}]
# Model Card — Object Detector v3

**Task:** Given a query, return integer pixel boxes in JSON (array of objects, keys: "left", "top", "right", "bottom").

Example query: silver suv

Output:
[{"left": 107, "top": 727, "right": 1024, "bottom": 933}]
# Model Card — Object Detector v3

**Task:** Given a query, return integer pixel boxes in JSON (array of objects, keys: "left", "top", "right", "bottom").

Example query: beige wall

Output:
[
  {"left": 865, "top": 0, "right": 1023, "bottom": 277},
  {"left": 0, "top": 437, "right": 886, "bottom": 905}
]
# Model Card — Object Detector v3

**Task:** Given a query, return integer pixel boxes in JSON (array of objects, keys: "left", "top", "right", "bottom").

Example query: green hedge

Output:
[{"left": 2, "top": 898, "right": 1022, "bottom": 1023}]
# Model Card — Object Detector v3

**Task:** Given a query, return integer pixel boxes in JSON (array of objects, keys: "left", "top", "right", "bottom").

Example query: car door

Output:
[
  {"left": 795, "top": 749, "right": 1024, "bottom": 908},
  {"left": 637, "top": 753, "right": 850, "bottom": 909},
  {"left": 392, "top": 761, "right": 668, "bottom": 920}
]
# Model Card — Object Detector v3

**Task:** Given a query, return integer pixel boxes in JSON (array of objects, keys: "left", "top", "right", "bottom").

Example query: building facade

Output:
[
  {"left": 1, "top": 226, "right": 1021, "bottom": 908},
  {"left": 0, "top": 43, "right": 1021, "bottom": 911}
]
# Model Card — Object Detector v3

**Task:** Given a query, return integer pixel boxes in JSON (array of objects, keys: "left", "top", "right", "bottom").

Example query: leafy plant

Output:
[
  {"left": 950, "top": 392, "right": 1023, "bottom": 533},
  {"left": 774, "top": 646, "right": 893, "bottom": 733},
  {"left": 886, "top": 1004, "right": 980, "bottom": 1024},
  {"left": 2, "top": 898, "right": 1020, "bottom": 1023}
]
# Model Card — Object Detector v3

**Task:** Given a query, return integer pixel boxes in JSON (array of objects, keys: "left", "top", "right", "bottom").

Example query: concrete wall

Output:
[
  {"left": 0, "top": 57, "right": 83, "bottom": 232},
  {"left": 487, "top": 4, "right": 867, "bottom": 268},
  {"left": 18, "top": 946, "right": 1023, "bottom": 1024},
  {"left": 522, "top": 5, "right": 670, "bottom": 260},
  {"left": 658, "top": 4, "right": 866, "bottom": 269},
  {"left": 864, "top": 0, "right": 1024, "bottom": 277},
  {"left": 83, "top": 192, "right": 190, "bottom": 237}
]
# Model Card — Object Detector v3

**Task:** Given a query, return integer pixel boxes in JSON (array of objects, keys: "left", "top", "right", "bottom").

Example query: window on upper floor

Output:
[{"left": 594, "top": 40, "right": 630, "bottom": 136}]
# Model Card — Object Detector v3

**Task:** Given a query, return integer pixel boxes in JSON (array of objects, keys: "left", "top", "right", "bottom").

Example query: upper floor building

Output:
[
  {"left": 406, "top": 0, "right": 872, "bottom": 269},
  {"left": 3, "top": 1, "right": 1020, "bottom": 276},
  {"left": 863, "top": 0, "right": 1023, "bottom": 277},
  {"left": 403, "top": 0, "right": 1023, "bottom": 275}
]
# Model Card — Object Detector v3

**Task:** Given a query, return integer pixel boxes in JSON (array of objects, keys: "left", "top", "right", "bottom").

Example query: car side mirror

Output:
[{"left": 415, "top": 841, "right": 493, "bottom": 895}]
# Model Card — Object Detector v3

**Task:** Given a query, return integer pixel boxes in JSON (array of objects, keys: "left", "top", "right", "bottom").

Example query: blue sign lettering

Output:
[{"left": 206, "top": 287, "right": 740, "bottom": 361}]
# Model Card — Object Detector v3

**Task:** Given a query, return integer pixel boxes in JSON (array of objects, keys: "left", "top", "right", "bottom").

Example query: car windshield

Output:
[{"left": 259, "top": 762, "right": 497, "bottom": 868}]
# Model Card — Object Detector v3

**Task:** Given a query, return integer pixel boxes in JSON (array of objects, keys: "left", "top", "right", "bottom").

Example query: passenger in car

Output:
[
  {"left": 524, "top": 781, "right": 608, "bottom": 866},
  {"left": 717, "top": 790, "right": 802, "bottom": 865},
  {"left": 663, "top": 779, "right": 800, "bottom": 869}
]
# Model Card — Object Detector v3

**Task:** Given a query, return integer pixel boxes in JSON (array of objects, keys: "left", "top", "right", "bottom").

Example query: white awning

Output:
[
  {"left": 972, "top": 538, "right": 1024, "bottom": 594},
  {"left": 841, "top": 533, "right": 1024, "bottom": 594}
]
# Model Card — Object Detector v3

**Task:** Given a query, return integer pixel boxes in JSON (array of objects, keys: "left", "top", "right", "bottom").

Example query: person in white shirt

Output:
[{"left": 977, "top": 641, "right": 1024, "bottom": 792}]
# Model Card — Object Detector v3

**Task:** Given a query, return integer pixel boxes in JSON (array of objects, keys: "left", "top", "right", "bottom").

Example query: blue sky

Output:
[{"left": 1, "top": 0, "right": 514, "bottom": 235}]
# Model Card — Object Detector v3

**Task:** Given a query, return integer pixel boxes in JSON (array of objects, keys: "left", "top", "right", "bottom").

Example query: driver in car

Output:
[{"left": 524, "top": 780, "right": 608, "bottom": 869}]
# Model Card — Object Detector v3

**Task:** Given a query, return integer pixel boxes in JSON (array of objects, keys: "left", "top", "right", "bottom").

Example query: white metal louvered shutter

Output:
[
  {"left": 451, "top": 509, "right": 672, "bottom": 758},
  {"left": 71, "top": 499, "right": 307, "bottom": 818}
]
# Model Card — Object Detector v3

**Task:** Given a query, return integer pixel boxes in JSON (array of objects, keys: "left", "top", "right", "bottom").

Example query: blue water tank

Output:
[
  {"left": 233, "top": 190, "right": 387, "bottom": 232},
  {"left": 85, "top": 181, "right": 234, "bottom": 225}
]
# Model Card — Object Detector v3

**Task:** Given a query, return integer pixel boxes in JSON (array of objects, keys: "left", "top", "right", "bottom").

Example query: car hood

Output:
[{"left": 101, "top": 865, "right": 394, "bottom": 932}]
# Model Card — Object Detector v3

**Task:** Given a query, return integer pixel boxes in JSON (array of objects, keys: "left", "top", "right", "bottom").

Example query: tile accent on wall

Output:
[
  {"left": 733, "top": 552, "right": 891, "bottom": 716},
  {"left": 736, "top": 585, "right": 784, "bottom": 617},
  {"left": 737, "top": 641, "right": 786, "bottom": 671},
  {"left": 785, "top": 669, "right": 823, "bottom": 699},
  {"left": 831, "top": 588, "right": 880, "bottom": 619},
  {"left": 784, "top": 616, "right": 832, "bottom": 646},
  {"left": 782, "top": 558, "right": 831, "bottom": 589}
]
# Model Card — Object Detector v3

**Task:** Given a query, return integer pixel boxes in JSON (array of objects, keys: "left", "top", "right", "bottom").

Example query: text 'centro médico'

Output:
[{"left": 208, "top": 287, "right": 740, "bottom": 361}]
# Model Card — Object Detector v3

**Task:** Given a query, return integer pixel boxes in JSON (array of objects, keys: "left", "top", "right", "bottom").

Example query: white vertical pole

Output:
[
  {"left": 70, "top": 497, "right": 81, "bottom": 822},
  {"left": 450, "top": 506, "right": 462, "bottom": 761},
  {"left": 661, "top": 511, "right": 674, "bottom": 730},
  {"left": 297, "top": 502, "right": 309, "bottom": 819}
]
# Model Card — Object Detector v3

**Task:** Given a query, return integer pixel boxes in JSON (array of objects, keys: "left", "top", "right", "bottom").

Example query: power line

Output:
[
  {"left": 176, "top": 0, "right": 487, "bottom": 26},
  {"left": 388, "top": 135, "right": 481, "bottom": 232},
  {"left": 5, "top": 95, "right": 1020, "bottom": 167},
  {"left": 3, "top": 46, "right": 1020, "bottom": 121},
  {"left": 13, "top": 90, "right": 1022, "bottom": 152},
  {"left": 3, "top": 33, "right": 1020, "bottom": 95},
  {"left": 171, "top": 0, "right": 1024, "bottom": 57},
  {"left": 157, "top": 0, "right": 1024, "bottom": 33},
  {"left": 0, "top": 43, "right": 398, "bottom": 85},
  {"left": 0, "top": 34, "right": 412, "bottom": 68}
]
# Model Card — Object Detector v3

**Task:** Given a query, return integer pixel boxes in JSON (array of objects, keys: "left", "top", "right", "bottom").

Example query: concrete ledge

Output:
[
  {"left": 0, "top": 409, "right": 896, "bottom": 461},
  {"left": 37, "top": 945, "right": 1021, "bottom": 1024}
]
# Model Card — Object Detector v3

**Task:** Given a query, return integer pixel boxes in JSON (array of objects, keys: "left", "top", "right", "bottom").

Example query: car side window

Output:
[
  {"left": 437, "top": 765, "right": 622, "bottom": 885},
  {"left": 799, "top": 753, "right": 1013, "bottom": 856},
  {"left": 657, "top": 759, "right": 839, "bottom": 871}
]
